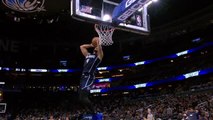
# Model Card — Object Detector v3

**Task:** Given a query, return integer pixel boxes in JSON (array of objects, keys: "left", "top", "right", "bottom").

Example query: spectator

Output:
[
  {"left": 186, "top": 107, "right": 198, "bottom": 120},
  {"left": 144, "top": 108, "right": 155, "bottom": 120}
]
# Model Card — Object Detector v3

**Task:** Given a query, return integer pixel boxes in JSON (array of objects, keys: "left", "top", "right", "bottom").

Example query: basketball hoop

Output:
[{"left": 95, "top": 24, "right": 115, "bottom": 46}]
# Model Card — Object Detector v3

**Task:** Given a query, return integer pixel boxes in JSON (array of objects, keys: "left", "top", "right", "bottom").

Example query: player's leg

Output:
[{"left": 79, "top": 74, "right": 95, "bottom": 112}]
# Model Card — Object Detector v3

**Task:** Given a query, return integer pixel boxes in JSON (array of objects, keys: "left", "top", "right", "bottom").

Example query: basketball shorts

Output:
[{"left": 80, "top": 74, "right": 95, "bottom": 91}]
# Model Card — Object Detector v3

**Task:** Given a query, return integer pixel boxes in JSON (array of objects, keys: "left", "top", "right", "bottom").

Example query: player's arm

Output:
[
  {"left": 80, "top": 44, "right": 94, "bottom": 57},
  {"left": 96, "top": 40, "right": 104, "bottom": 60}
]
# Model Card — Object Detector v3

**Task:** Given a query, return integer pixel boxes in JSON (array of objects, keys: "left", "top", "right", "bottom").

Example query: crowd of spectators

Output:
[
  {"left": 119, "top": 46, "right": 213, "bottom": 86},
  {"left": 0, "top": 38, "right": 212, "bottom": 120},
  {"left": 0, "top": 77, "right": 212, "bottom": 120}
]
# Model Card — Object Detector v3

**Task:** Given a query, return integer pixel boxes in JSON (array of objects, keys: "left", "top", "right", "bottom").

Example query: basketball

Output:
[{"left": 91, "top": 37, "right": 99, "bottom": 47}]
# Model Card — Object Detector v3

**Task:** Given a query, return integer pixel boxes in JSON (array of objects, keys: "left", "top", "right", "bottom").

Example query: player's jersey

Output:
[{"left": 82, "top": 53, "right": 101, "bottom": 75}]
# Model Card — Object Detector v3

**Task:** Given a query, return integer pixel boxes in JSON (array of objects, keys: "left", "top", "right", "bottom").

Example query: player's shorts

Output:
[{"left": 80, "top": 73, "right": 95, "bottom": 91}]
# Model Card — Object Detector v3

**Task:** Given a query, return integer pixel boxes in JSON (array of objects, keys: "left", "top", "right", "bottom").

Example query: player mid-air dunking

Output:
[{"left": 79, "top": 37, "right": 103, "bottom": 113}]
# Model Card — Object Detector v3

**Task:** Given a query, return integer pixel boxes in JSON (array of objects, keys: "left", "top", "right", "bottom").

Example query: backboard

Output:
[{"left": 71, "top": 0, "right": 154, "bottom": 35}]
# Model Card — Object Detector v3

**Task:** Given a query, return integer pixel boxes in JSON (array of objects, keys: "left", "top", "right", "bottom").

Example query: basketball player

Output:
[{"left": 79, "top": 37, "right": 103, "bottom": 113}]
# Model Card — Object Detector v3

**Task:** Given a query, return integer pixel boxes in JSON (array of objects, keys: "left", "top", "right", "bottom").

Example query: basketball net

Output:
[{"left": 95, "top": 24, "right": 115, "bottom": 46}]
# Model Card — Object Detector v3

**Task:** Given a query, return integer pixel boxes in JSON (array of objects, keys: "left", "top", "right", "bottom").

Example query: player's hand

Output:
[
  {"left": 90, "top": 44, "right": 94, "bottom": 47},
  {"left": 97, "top": 39, "right": 100, "bottom": 46}
]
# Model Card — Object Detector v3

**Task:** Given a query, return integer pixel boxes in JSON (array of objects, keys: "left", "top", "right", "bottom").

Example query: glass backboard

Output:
[{"left": 71, "top": 0, "right": 154, "bottom": 35}]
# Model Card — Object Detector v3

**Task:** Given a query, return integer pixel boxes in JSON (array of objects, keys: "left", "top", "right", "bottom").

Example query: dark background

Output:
[{"left": 0, "top": 0, "right": 212, "bottom": 67}]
